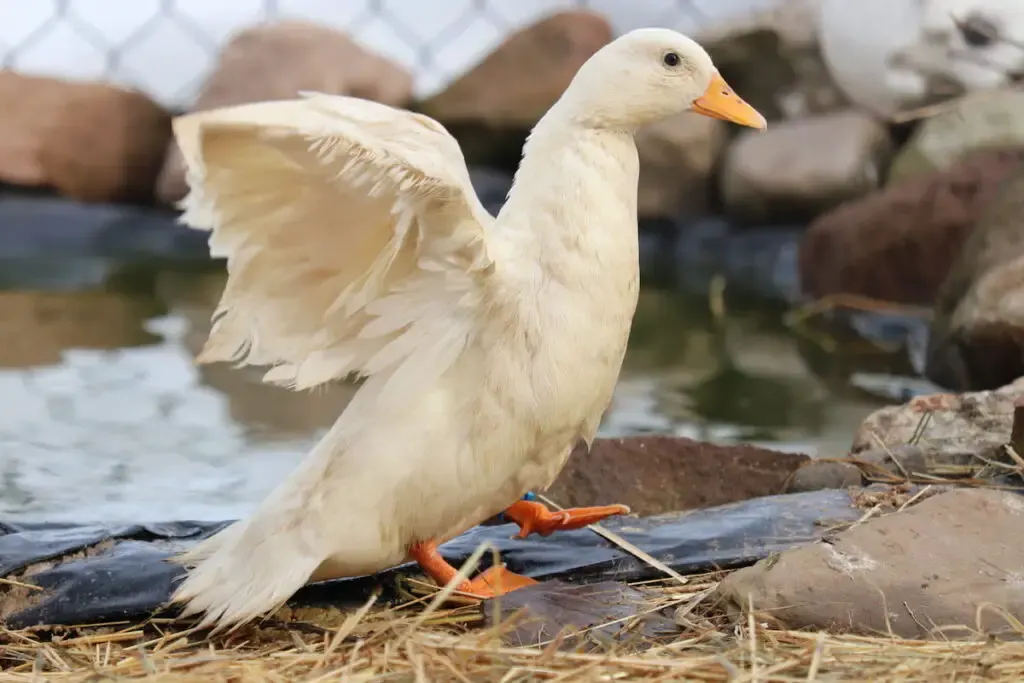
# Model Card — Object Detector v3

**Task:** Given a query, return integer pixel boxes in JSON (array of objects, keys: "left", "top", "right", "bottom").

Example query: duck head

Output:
[{"left": 560, "top": 27, "right": 767, "bottom": 131}]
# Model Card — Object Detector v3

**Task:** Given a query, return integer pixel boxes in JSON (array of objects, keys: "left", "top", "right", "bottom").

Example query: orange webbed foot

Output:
[
  {"left": 408, "top": 540, "right": 538, "bottom": 599},
  {"left": 458, "top": 564, "right": 539, "bottom": 598},
  {"left": 502, "top": 499, "right": 630, "bottom": 539}
]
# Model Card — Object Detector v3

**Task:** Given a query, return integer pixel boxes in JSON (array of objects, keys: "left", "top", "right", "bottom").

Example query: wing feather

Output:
[{"left": 173, "top": 93, "right": 496, "bottom": 394}]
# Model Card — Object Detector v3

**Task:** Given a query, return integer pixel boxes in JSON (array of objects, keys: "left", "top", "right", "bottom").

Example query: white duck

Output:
[{"left": 168, "top": 27, "right": 765, "bottom": 631}]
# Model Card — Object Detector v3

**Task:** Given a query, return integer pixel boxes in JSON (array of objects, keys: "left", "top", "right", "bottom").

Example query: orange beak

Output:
[{"left": 691, "top": 72, "right": 767, "bottom": 130}]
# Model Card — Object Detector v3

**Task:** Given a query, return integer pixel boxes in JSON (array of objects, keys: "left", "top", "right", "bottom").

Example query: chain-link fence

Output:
[{"left": 0, "top": 0, "right": 773, "bottom": 107}]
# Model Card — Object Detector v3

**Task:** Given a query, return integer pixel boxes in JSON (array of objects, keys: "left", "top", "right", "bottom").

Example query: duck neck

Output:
[{"left": 496, "top": 109, "right": 640, "bottom": 266}]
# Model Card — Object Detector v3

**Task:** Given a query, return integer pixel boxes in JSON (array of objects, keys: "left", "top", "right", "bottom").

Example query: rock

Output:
[
  {"left": 819, "top": 0, "right": 1024, "bottom": 119},
  {"left": 852, "top": 444, "right": 931, "bottom": 479},
  {"left": 721, "top": 110, "right": 893, "bottom": 223},
  {"left": 415, "top": 11, "right": 611, "bottom": 167},
  {"left": 634, "top": 114, "right": 728, "bottom": 220},
  {"left": 418, "top": 11, "right": 611, "bottom": 130},
  {"left": 798, "top": 148, "right": 1024, "bottom": 304},
  {"left": 156, "top": 21, "right": 413, "bottom": 205},
  {"left": 889, "top": 89, "right": 1024, "bottom": 184},
  {"left": 716, "top": 488, "right": 1024, "bottom": 638},
  {"left": 483, "top": 581, "right": 678, "bottom": 650},
  {"left": 927, "top": 163, "right": 1024, "bottom": 390},
  {"left": 785, "top": 460, "right": 863, "bottom": 493},
  {"left": 0, "top": 72, "right": 170, "bottom": 203},
  {"left": 694, "top": 0, "right": 847, "bottom": 120},
  {"left": 852, "top": 376, "right": 1024, "bottom": 467},
  {"left": 547, "top": 436, "right": 809, "bottom": 517}
]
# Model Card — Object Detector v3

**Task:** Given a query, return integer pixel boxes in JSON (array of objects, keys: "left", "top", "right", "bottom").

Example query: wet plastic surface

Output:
[
  {"left": 0, "top": 488, "right": 870, "bottom": 628},
  {"left": 0, "top": 194, "right": 209, "bottom": 262}
]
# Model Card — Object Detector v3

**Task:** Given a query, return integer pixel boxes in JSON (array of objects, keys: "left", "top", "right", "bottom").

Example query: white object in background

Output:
[{"left": 818, "top": 0, "right": 1024, "bottom": 118}]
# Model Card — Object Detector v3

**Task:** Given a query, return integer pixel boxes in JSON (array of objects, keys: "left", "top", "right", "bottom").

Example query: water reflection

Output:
[{"left": 0, "top": 262, "right": 888, "bottom": 524}]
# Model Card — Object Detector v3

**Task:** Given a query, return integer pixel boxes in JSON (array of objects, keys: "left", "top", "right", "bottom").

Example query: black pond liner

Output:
[
  {"left": 0, "top": 194, "right": 209, "bottom": 262},
  {"left": 0, "top": 487, "right": 875, "bottom": 629}
]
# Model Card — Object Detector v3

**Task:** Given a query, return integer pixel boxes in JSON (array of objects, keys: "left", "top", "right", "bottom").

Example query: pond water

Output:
[{"left": 0, "top": 258, "right": 892, "bottom": 525}]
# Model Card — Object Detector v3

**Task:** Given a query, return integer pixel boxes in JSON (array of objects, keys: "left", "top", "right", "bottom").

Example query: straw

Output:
[{"left": 4, "top": 571, "right": 1024, "bottom": 682}]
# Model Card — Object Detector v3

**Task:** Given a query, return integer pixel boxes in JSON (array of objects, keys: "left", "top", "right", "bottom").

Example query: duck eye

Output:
[
  {"left": 663, "top": 51, "right": 681, "bottom": 67},
  {"left": 957, "top": 14, "right": 997, "bottom": 47}
]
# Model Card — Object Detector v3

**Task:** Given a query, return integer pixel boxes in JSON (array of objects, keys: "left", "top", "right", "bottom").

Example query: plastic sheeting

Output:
[
  {"left": 0, "top": 195, "right": 208, "bottom": 262},
  {"left": 0, "top": 487, "right": 873, "bottom": 629}
]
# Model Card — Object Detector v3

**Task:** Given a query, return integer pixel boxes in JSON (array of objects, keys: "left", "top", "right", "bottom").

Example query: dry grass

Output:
[{"left": 3, "top": 572, "right": 1023, "bottom": 682}]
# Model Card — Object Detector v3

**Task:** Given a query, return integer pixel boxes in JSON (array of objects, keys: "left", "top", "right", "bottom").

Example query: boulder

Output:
[
  {"left": 927, "top": 162, "right": 1024, "bottom": 390},
  {"left": 417, "top": 11, "right": 611, "bottom": 130},
  {"left": 716, "top": 488, "right": 1024, "bottom": 638},
  {"left": 889, "top": 89, "right": 1024, "bottom": 184},
  {"left": 720, "top": 110, "right": 892, "bottom": 223},
  {"left": 547, "top": 435, "right": 809, "bottom": 517},
  {"left": 852, "top": 376, "right": 1024, "bottom": 466},
  {"left": 416, "top": 10, "right": 611, "bottom": 167},
  {"left": 634, "top": 114, "right": 728, "bottom": 220},
  {"left": 156, "top": 21, "right": 413, "bottom": 205},
  {"left": 0, "top": 72, "right": 170, "bottom": 203},
  {"left": 694, "top": 0, "right": 847, "bottom": 121},
  {"left": 798, "top": 149, "right": 1024, "bottom": 305}
]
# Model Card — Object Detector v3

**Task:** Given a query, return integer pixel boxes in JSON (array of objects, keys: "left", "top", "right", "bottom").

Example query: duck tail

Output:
[{"left": 168, "top": 494, "right": 325, "bottom": 633}]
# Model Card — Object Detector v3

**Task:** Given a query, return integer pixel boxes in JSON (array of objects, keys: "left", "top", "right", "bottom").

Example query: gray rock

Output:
[
  {"left": 785, "top": 460, "right": 863, "bottom": 493},
  {"left": 721, "top": 110, "right": 892, "bottom": 223},
  {"left": 716, "top": 488, "right": 1024, "bottom": 638},
  {"left": 634, "top": 113, "right": 728, "bottom": 220},
  {"left": 483, "top": 581, "right": 678, "bottom": 650},
  {"left": 852, "top": 377, "right": 1024, "bottom": 470},
  {"left": 889, "top": 89, "right": 1024, "bottom": 184}
]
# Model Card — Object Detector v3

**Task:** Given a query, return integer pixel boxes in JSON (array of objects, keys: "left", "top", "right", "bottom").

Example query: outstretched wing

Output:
[{"left": 174, "top": 92, "right": 496, "bottom": 397}]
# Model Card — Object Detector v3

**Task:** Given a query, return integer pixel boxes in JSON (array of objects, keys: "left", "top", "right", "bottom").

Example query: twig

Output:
[{"left": 535, "top": 493, "right": 688, "bottom": 586}]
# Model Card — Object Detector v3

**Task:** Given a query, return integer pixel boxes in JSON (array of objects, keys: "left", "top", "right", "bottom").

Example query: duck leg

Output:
[
  {"left": 408, "top": 540, "right": 538, "bottom": 598},
  {"left": 502, "top": 494, "right": 630, "bottom": 539}
]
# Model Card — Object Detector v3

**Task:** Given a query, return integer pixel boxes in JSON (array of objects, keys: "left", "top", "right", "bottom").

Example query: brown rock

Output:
[
  {"left": 694, "top": 0, "right": 847, "bottom": 121},
  {"left": 547, "top": 436, "right": 809, "bottom": 517},
  {"left": 418, "top": 11, "right": 611, "bottom": 130},
  {"left": 798, "top": 148, "right": 1024, "bottom": 305},
  {"left": 785, "top": 460, "right": 863, "bottom": 493},
  {"left": 852, "top": 377, "right": 1024, "bottom": 468},
  {"left": 716, "top": 488, "right": 1024, "bottom": 638},
  {"left": 721, "top": 110, "right": 892, "bottom": 223},
  {"left": 156, "top": 21, "right": 413, "bottom": 205},
  {"left": 0, "top": 72, "right": 170, "bottom": 203},
  {"left": 926, "top": 163, "right": 1024, "bottom": 390},
  {"left": 635, "top": 113, "right": 728, "bottom": 220}
]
